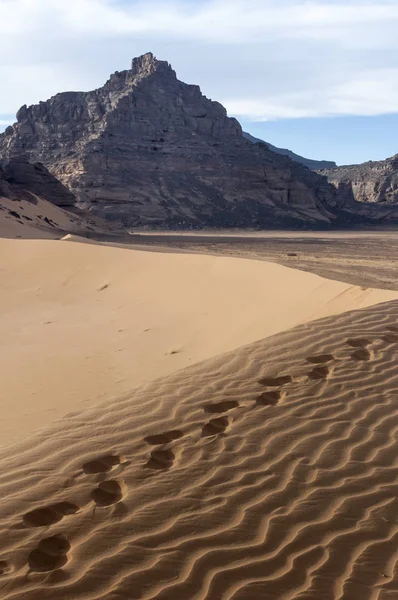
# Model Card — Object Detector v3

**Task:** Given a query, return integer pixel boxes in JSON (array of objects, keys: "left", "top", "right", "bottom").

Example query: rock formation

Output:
[
  {"left": 243, "top": 132, "right": 337, "bottom": 171},
  {"left": 0, "top": 155, "right": 76, "bottom": 206},
  {"left": 0, "top": 156, "right": 120, "bottom": 238},
  {"left": 320, "top": 155, "right": 398, "bottom": 205},
  {"left": 0, "top": 53, "right": 344, "bottom": 228},
  {"left": 1, "top": 52, "right": 397, "bottom": 228}
]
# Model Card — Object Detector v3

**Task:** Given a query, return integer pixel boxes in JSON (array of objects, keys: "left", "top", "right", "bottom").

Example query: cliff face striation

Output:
[
  {"left": 0, "top": 53, "right": 343, "bottom": 228},
  {"left": 320, "top": 156, "right": 398, "bottom": 206}
]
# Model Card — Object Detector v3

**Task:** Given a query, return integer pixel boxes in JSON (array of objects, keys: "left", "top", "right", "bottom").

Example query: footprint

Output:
[
  {"left": 204, "top": 400, "right": 239, "bottom": 414},
  {"left": 256, "top": 390, "right": 281, "bottom": 406},
  {"left": 351, "top": 348, "right": 371, "bottom": 361},
  {"left": 201, "top": 416, "right": 229, "bottom": 438},
  {"left": 144, "top": 430, "right": 183, "bottom": 445},
  {"left": 38, "top": 535, "right": 70, "bottom": 556},
  {"left": 91, "top": 480, "right": 125, "bottom": 507},
  {"left": 307, "top": 365, "right": 329, "bottom": 381},
  {"left": 82, "top": 455, "right": 121, "bottom": 474},
  {"left": 23, "top": 502, "right": 79, "bottom": 528},
  {"left": 306, "top": 354, "right": 334, "bottom": 364},
  {"left": 346, "top": 338, "right": 371, "bottom": 348},
  {"left": 258, "top": 375, "right": 292, "bottom": 387},
  {"left": 29, "top": 549, "right": 68, "bottom": 573},
  {"left": 28, "top": 535, "right": 70, "bottom": 573},
  {"left": 382, "top": 333, "right": 398, "bottom": 344},
  {"left": 145, "top": 449, "right": 175, "bottom": 470}
]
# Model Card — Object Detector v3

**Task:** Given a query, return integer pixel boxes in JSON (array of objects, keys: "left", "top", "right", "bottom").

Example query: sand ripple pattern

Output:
[{"left": 1, "top": 300, "right": 398, "bottom": 599}]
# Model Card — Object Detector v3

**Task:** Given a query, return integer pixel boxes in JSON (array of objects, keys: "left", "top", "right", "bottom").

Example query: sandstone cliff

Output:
[
  {"left": 0, "top": 53, "right": 342, "bottom": 228},
  {"left": 320, "top": 155, "right": 398, "bottom": 205}
]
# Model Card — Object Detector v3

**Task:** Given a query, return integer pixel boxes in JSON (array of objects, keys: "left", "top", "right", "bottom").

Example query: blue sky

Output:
[
  {"left": 1, "top": 0, "right": 398, "bottom": 165},
  {"left": 240, "top": 115, "right": 398, "bottom": 166}
]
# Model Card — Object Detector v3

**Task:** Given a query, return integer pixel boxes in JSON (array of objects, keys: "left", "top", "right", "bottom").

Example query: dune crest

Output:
[
  {"left": 1, "top": 237, "right": 398, "bottom": 445},
  {"left": 0, "top": 301, "right": 398, "bottom": 598}
]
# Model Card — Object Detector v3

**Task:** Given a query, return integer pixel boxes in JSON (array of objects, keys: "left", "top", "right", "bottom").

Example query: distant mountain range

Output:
[{"left": 242, "top": 132, "right": 337, "bottom": 171}]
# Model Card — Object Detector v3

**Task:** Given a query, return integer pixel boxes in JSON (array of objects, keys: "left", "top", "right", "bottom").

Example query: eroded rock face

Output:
[
  {"left": 0, "top": 156, "right": 76, "bottom": 206},
  {"left": 320, "top": 156, "right": 398, "bottom": 205},
  {"left": 0, "top": 52, "right": 345, "bottom": 228}
]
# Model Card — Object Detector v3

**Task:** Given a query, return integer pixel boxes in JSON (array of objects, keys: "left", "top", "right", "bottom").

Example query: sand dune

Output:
[
  {"left": 1, "top": 236, "right": 398, "bottom": 445},
  {"left": 0, "top": 195, "right": 110, "bottom": 239},
  {"left": 0, "top": 300, "right": 398, "bottom": 598},
  {"left": 0, "top": 195, "right": 73, "bottom": 239}
]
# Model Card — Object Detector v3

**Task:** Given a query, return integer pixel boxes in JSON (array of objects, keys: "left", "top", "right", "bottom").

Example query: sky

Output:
[{"left": 1, "top": 0, "right": 398, "bottom": 165}]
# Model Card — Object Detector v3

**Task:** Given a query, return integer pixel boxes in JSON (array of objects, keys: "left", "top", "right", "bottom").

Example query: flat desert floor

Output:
[
  {"left": 1, "top": 229, "right": 398, "bottom": 600},
  {"left": 114, "top": 228, "right": 398, "bottom": 290}
]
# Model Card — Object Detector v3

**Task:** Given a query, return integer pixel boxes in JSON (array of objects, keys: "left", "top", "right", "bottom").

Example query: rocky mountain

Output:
[
  {"left": 320, "top": 155, "right": 398, "bottom": 205},
  {"left": 1, "top": 52, "right": 397, "bottom": 229},
  {"left": 243, "top": 132, "right": 337, "bottom": 171},
  {"left": 0, "top": 53, "right": 345, "bottom": 229}
]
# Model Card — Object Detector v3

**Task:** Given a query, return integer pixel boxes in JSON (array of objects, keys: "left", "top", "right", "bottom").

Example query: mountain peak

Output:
[
  {"left": 131, "top": 52, "right": 175, "bottom": 79},
  {"left": 0, "top": 53, "right": 342, "bottom": 228}
]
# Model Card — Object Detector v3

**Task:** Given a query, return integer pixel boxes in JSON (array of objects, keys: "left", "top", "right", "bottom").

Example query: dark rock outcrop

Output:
[
  {"left": 0, "top": 53, "right": 343, "bottom": 228},
  {"left": 243, "top": 132, "right": 337, "bottom": 171},
  {"left": 320, "top": 155, "right": 398, "bottom": 205},
  {"left": 0, "top": 156, "right": 76, "bottom": 206},
  {"left": 2, "top": 52, "right": 398, "bottom": 228}
]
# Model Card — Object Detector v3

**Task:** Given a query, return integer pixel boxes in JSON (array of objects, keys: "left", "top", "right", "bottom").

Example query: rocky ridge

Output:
[
  {"left": 243, "top": 131, "right": 337, "bottom": 171},
  {"left": 320, "top": 155, "right": 398, "bottom": 205}
]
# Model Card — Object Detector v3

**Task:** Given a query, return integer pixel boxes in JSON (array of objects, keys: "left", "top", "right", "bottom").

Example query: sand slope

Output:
[
  {"left": 0, "top": 300, "right": 398, "bottom": 598},
  {"left": 1, "top": 237, "right": 398, "bottom": 445},
  {"left": 0, "top": 195, "right": 110, "bottom": 239}
]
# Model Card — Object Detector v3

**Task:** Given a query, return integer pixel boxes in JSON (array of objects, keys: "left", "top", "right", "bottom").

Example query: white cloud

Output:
[
  {"left": 1, "top": 0, "right": 398, "bottom": 122},
  {"left": 225, "top": 69, "right": 398, "bottom": 120},
  {"left": 2, "top": 0, "right": 397, "bottom": 44}
]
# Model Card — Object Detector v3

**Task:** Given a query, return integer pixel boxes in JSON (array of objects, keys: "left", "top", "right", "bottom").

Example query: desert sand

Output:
[
  {"left": 2, "top": 218, "right": 398, "bottom": 598},
  {"left": 0, "top": 195, "right": 98, "bottom": 240},
  {"left": 0, "top": 299, "right": 398, "bottom": 599},
  {"left": 1, "top": 235, "right": 398, "bottom": 446}
]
